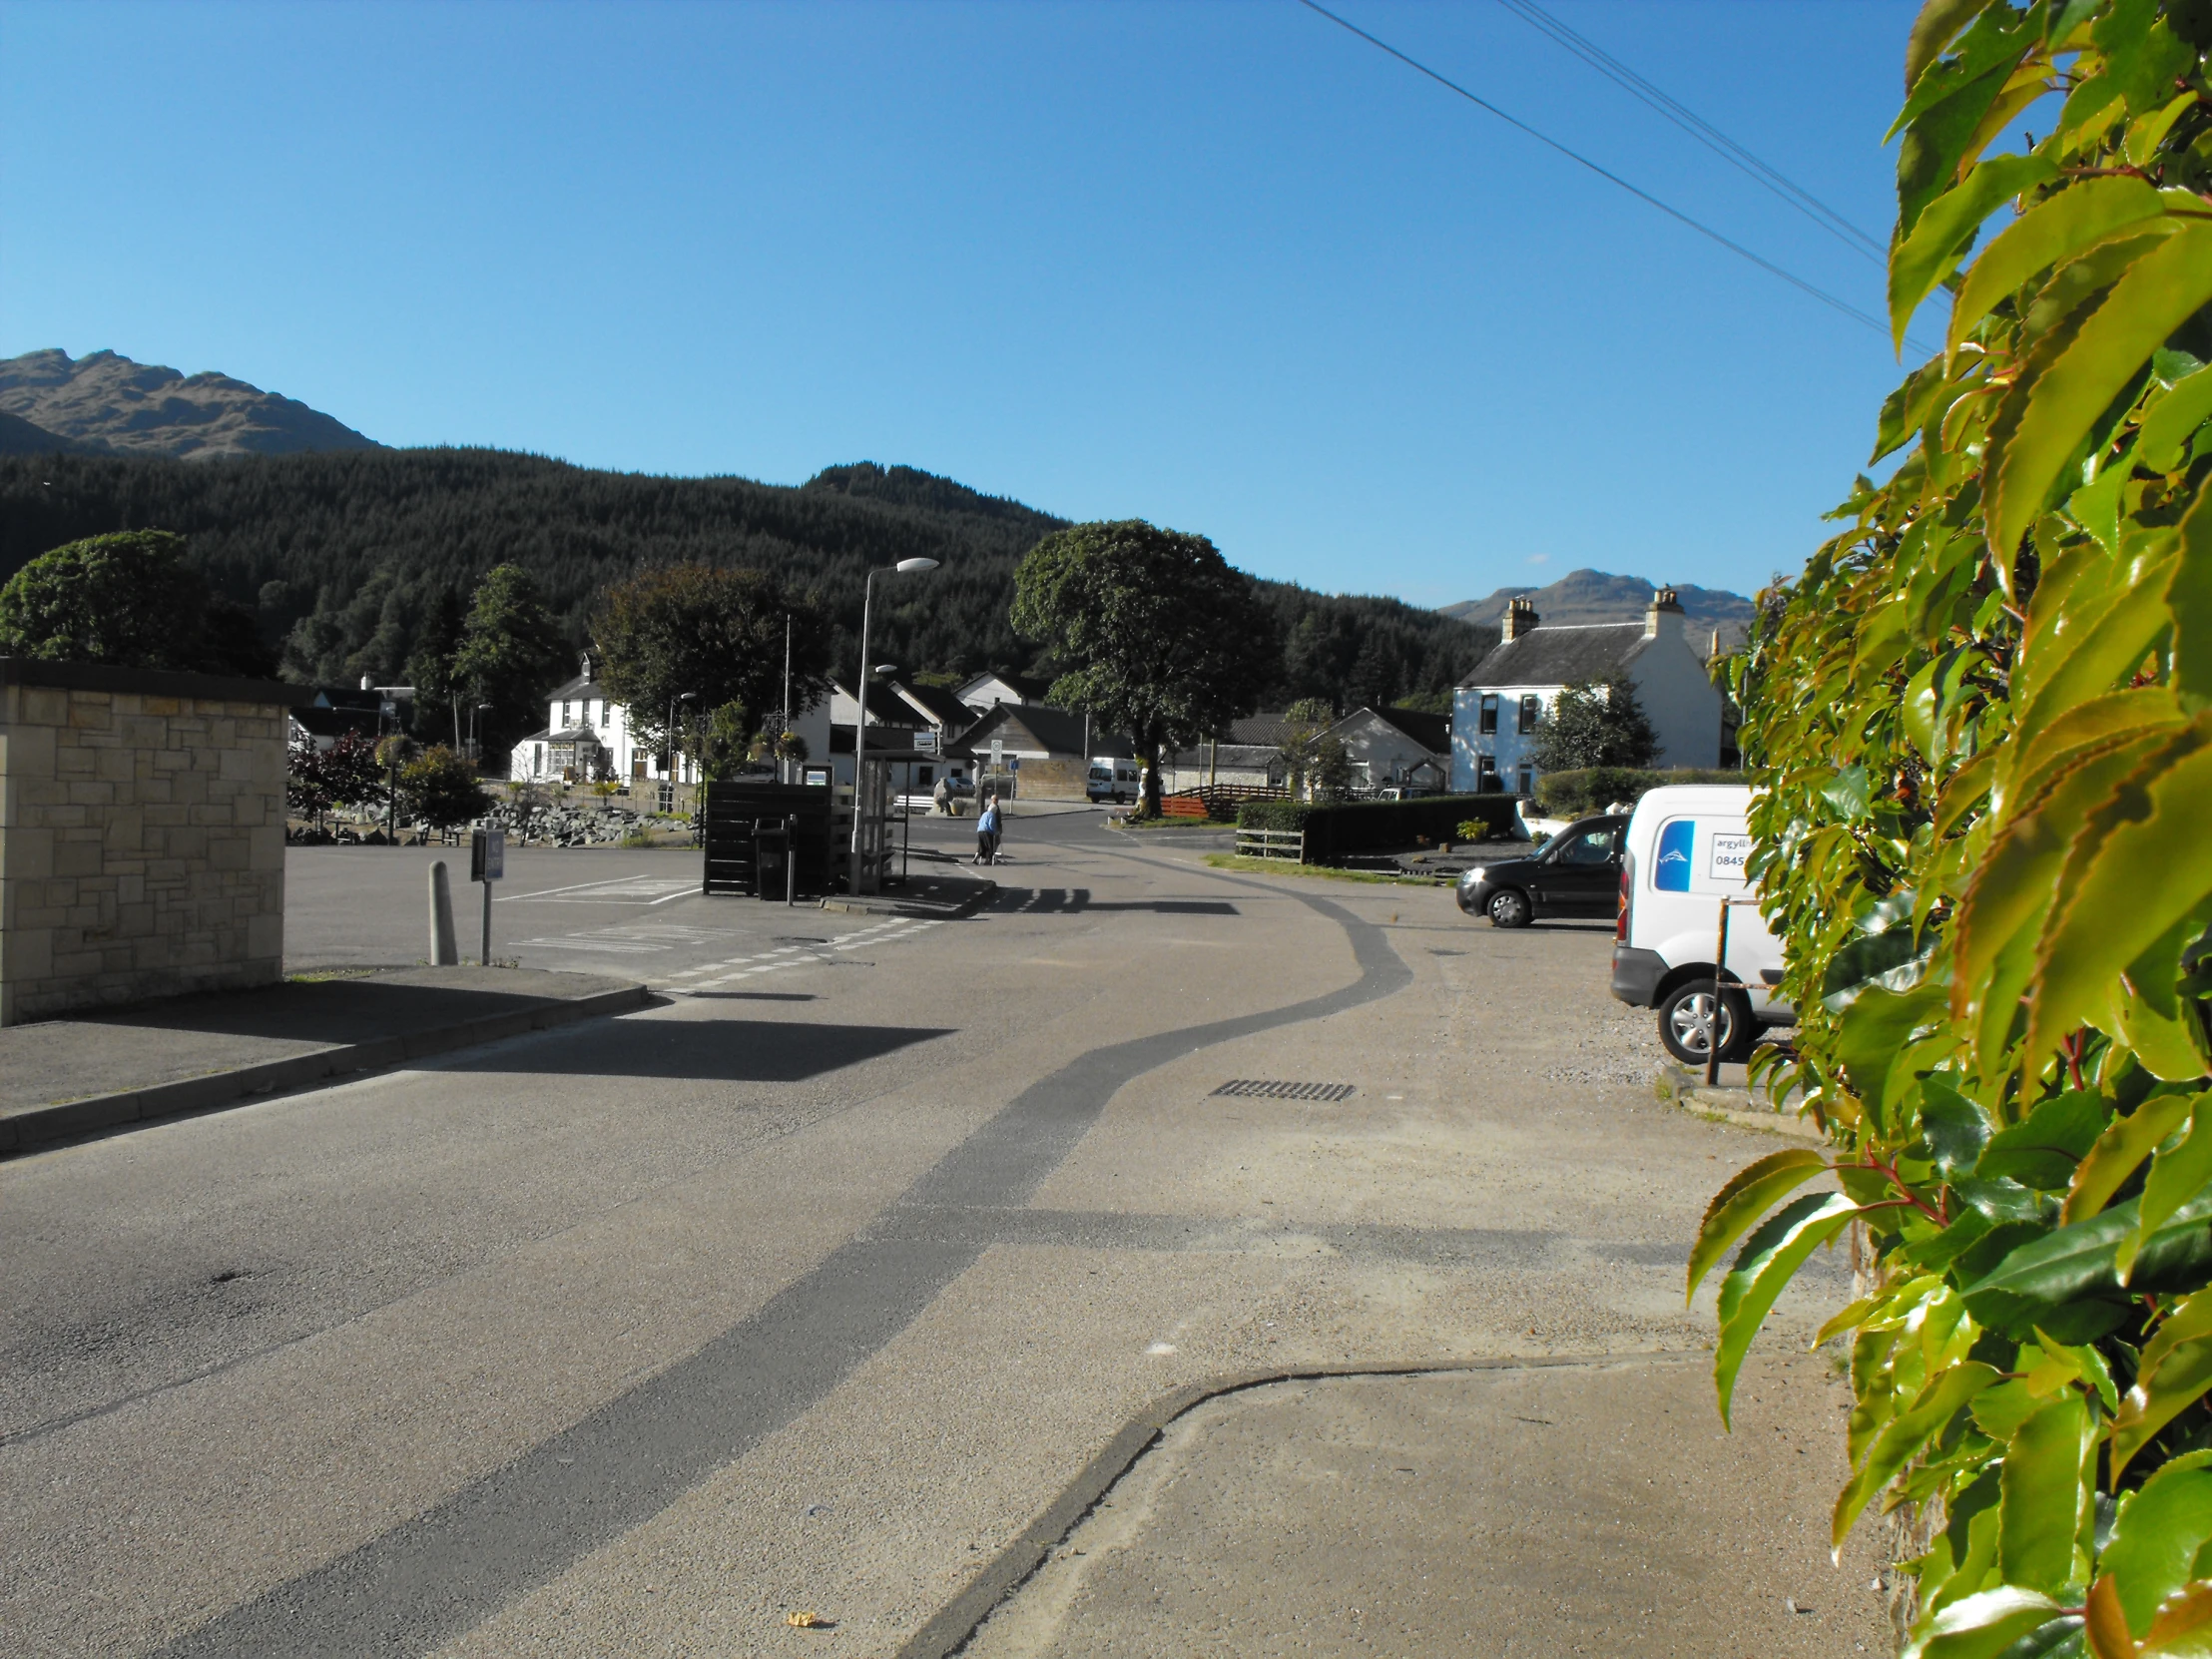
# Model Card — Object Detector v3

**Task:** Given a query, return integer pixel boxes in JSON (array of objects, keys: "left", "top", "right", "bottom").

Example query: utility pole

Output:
[
  {"left": 849, "top": 559, "right": 940, "bottom": 894},
  {"left": 781, "top": 615, "right": 792, "bottom": 786}
]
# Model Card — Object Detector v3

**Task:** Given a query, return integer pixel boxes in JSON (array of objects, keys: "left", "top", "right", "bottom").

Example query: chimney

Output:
[
  {"left": 1645, "top": 586, "right": 1684, "bottom": 639},
  {"left": 580, "top": 650, "right": 594, "bottom": 680},
  {"left": 1501, "top": 597, "right": 1538, "bottom": 642}
]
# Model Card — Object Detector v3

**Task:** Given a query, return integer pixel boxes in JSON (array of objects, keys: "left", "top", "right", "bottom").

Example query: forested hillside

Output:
[{"left": 0, "top": 448, "right": 1490, "bottom": 712}]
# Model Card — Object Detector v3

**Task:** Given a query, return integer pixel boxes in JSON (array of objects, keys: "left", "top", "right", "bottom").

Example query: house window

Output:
[
  {"left": 918, "top": 766, "right": 934, "bottom": 786},
  {"left": 533, "top": 743, "right": 545, "bottom": 776},
  {"left": 1476, "top": 755, "right": 1499, "bottom": 792},
  {"left": 560, "top": 700, "right": 572, "bottom": 727},
  {"left": 1517, "top": 695, "right": 1540, "bottom": 734},
  {"left": 1478, "top": 694, "right": 1498, "bottom": 735},
  {"left": 632, "top": 758, "right": 646, "bottom": 781},
  {"left": 1516, "top": 764, "right": 1533, "bottom": 795}
]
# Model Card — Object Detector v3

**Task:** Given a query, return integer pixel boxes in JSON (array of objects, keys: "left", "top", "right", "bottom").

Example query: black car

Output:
[{"left": 1453, "top": 814, "right": 1629, "bottom": 928}]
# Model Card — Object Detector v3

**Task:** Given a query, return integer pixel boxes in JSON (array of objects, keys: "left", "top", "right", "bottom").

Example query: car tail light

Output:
[{"left": 1616, "top": 855, "right": 1632, "bottom": 942}]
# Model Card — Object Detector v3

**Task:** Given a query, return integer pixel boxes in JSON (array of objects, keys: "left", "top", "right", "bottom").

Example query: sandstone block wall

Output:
[{"left": 0, "top": 663, "right": 298, "bottom": 1026}]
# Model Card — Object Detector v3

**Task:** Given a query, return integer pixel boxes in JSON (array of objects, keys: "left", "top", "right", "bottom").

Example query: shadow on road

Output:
[
  {"left": 990, "top": 887, "right": 1238, "bottom": 916},
  {"left": 448, "top": 1016, "right": 955, "bottom": 1081}
]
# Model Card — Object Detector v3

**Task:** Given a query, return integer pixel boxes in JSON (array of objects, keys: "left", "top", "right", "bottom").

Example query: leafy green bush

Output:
[
  {"left": 1699, "top": 7, "right": 2212, "bottom": 1654},
  {"left": 398, "top": 745, "right": 491, "bottom": 830},
  {"left": 1236, "top": 795, "right": 1516, "bottom": 860},
  {"left": 1534, "top": 767, "right": 1743, "bottom": 819}
]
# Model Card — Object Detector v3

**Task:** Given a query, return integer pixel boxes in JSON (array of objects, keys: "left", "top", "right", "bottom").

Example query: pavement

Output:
[
  {"left": 0, "top": 966, "right": 645, "bottom": 1153},
  {"left": 1, "top": 810, "right": 1876, "bottom": 1658}
]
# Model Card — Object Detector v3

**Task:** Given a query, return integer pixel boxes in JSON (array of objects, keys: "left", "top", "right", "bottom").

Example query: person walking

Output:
[{"left": 974, "top": 794, "right": 1001, "bottom": 864}]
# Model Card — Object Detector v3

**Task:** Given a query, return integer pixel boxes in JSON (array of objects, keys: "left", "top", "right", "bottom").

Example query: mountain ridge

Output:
[
  {"left": 1441, "top": 568, "right": 1756, "bottom": 655},
  {"left": 0, "top": 348, "right": 380, "bottom": 462}
]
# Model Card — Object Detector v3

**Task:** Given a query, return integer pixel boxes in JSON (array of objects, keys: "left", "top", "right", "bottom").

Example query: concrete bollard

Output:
[{"left": 428, "top": 860, "right": 459, "bottom": 965}]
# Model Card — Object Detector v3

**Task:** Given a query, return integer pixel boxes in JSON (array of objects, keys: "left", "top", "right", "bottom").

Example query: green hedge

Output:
[
  {"left": 1235, "top": 794, "right": 1519, "bottom": 862},
  {"left": 1532, "top": 767, "right": 1743, "bottom": 819}
]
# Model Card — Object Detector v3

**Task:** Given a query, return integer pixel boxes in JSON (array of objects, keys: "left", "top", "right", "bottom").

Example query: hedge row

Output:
[
  {"left": 1532, "top": 767, "right": 1743, "bottom": 819},
  {"left": 1234, "top": 794, "right": 1519, "bottom": 862}
]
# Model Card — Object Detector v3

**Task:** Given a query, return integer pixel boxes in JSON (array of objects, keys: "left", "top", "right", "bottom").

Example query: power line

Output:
[
  {"left": 1297, "top": 0, "right": 1921, "bottom": 352},
  {"left": 1495, "top": 0, "right": 1888, "bottom": 266}
]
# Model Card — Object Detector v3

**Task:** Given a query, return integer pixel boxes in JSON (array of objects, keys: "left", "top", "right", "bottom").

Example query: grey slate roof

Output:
[
  {"left": 895, "top": 682, "right": 975, "bottom": 731},
  {"left": 1458, "top": 624, "right": 1653, "bottom": 690},
  {"left": 1359, "top": 706, "right": 1450, "bottom": 753},
  {"left": 947, "top": 702, "right": 1133, "bottom": 760},
  {"left": 1226, "top": 713, "right": 1300, "bottom": 747}
]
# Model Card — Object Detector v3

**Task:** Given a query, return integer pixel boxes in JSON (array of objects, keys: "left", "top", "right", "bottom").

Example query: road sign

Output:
[
  {"left": 989, "top": 737, "right": 1004, "bottom": 770},
  {"left": 914, "top": 729, "right": 939, "bottom": 755}
]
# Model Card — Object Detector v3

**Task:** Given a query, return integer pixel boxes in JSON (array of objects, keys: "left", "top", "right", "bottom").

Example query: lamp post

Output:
[
  {"left": 850, "top": 558, "right": 938, "bottom": 893},
  {"left": 470, "top": 702, "right": 493, "bottom": 766},
  {"left": 666, "top": 691, "right": 696, "bottom": 783}
]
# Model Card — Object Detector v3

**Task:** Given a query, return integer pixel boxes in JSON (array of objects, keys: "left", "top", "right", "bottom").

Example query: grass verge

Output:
[
  {"left": 1109, "top": 817, "right": 1236, "bottom": 831},
  {"left": 1201, "top": 852, "right": 1449, "bottom": 886}
]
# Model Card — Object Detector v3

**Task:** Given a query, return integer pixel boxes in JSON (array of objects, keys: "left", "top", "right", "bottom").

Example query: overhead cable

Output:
[
  {"left": 1297, "top": 0, "right": 1922, "bottom": 353},
  {"left": 1495, "top": 0, "right": 1889, "bottom": 266}
]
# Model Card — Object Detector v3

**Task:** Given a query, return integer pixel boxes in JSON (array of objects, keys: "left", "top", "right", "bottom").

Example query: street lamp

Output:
[
  {"left": 470, "top": 702, "right": 494, "bottom": 765},
  {"left": 850, "top": 558, "right": 938, "bottom": 892}
]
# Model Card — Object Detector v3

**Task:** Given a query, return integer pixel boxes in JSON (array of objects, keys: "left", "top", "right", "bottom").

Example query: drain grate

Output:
[{"left": 1210, "top": 1079, "right": 1356, "bottom": 1102}]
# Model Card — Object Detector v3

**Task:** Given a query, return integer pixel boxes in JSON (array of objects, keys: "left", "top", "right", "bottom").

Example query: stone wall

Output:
[{"left": 0, "top": 660, "right": 301, "bottom": 1026}]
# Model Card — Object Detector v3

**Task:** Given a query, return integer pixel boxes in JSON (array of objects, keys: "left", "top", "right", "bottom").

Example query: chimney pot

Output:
[
  {"left": 1645, "top": 586, "right": 1684, "bottom": 638},
  {"left": 1502, "top": 597, "right": 1539, "bottom": 642}
]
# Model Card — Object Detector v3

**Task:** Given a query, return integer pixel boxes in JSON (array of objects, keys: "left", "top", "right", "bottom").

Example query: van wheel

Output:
[
  {"left": 1487, "top": 888, "right": 1531, "bottom": 928},
  {"left": 1659, "top": 980, "right": 1754, "bottom": 1066}
]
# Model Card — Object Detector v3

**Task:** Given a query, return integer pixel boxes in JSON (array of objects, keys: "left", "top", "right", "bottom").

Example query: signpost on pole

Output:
[{"left": 470, "top": 828, "right": 505, "bottom": 965}]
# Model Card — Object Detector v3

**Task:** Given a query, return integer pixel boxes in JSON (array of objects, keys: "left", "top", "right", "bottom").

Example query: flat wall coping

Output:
[{"left": 0, "top": 657, "right": 315, "bottom": 708}]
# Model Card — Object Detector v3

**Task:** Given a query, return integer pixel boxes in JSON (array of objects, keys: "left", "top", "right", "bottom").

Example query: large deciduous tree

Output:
[
  {"left": 1011, "top": 520, "right": 1275, "bottom": 817},
  {"left": 1527, "top": 674, "right": 1657, "bottom": 772},
  {"left": 0, "top": 529, "right": 274, "bottom": 676},
  {"left": 449, "top": 564, "right": 567, "bottom": 753},
  {"left": 592, "top": 564, "right": 831, "bottom": 762}
]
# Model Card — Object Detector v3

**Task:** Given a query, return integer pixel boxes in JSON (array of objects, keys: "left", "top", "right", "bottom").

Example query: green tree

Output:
[
  {"left": 592, "top": 564, "right": 830, "bottom": 762},
  {"left": 403, "top": 583, "right": 466, "bottom": 745},
  {"left": 398, "top": 745, "right": 490, "bottom": 830},
  {"left": 1277, "top": 698, "right": 1351, "bottom": 800},
  {"left": 699, "top": 700, "right": 756, "bottom": 782},
  {"left": 1690, "top": 6, "right": 2212, "bottom": 1653},
  {"left": 1528, "top": 674, "right": 1656, "bottom": 772},
  {"left": 1011, "top": 520, "right": 1276, "bottom": 817},
  {"left": 450, "top": 564, "right": 566, "bottom": 752},
  {"left": 0, "top": 530, "right": 271, "bottom": 675}
]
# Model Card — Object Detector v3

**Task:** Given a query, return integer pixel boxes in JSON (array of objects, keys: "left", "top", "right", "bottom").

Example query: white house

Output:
[
  {"left": 1324, "top": 705, "right": 1451, "bottom": 793},
  {"left": 1450, "top": 589, "right": 1724, "bottom": 794},
  {"left": 954, "top": 670, "right": 1050, "bottom": 713},
  {"left": 508, "top": 654, "right": 702, "bottom": 789}
]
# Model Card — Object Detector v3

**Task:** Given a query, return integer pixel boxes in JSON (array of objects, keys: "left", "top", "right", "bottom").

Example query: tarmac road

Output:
[{"left": 2, "top": 812, "right": 1883, "bottom": 1657}]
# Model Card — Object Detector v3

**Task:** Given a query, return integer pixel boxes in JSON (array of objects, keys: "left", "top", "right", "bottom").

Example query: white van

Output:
[
  {"left": 1086, "top": 760, "right": 1140, "bottom": 804},
  {"left": 1611, "top": 784, "right": 1794, "bottom": 1065}
]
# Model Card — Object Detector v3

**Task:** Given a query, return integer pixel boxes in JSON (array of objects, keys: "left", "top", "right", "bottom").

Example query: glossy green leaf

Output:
[
  {"left": 2127, "top": 1103, "right": 2212, "bottom": 1284},
  {"left": 1949, "top": 177, "right": 2170, "bottom": 356},
  {"left": 2143, "top": 367, "right": 2212, "bottom": 474},
  {"left": 2001, "top": 1391, "right": 2095, "bottom": 1593},
  {"left": 1970, "top": 1377, "right": 2039, "bottom": 1440},
  {"left": 1956, "top": 732, "right": 2169, "bottom": 1068},
  {"left": 1988, "top": 224, "right": 2212, "bottom": 558},
  {"left": 1923, "top": 1078, "right": 1995, "bottom": 1177},
  {"left": 2003, "top": 688, "right": 2187, "bottom": 830},
  {"left": 1907, "top": 1587, "right": 2072, "bottom": 1659},
  {"left": 1878, "top": 356, "right": 1963, "bottom": 463},
  {"left": 1835, "top": 1362, "right": 2001, "bottom": 1547},
  {"left": 1835, "top": 982, "right": 1951, "bottom": 1131},
  {"left": 1894, "top": 154, "right": 2060, "bottom": 349},
  {"left": 1962, "top": 1188, "right": 2212, "bottom": 1336},
  {"left": 2028, "top": 721, "right": 2212, "bottom": 1069},
  {"left": 1687, "top": 1147, "right": 1833, "bottom": 1302},
  {"left": 1715, "top": 1192, "right": 1860, "bottom": 1427},
  {"left": 2012, "top": 552, "right": 2179, "bottom": 755},
  {"left": 2105, "top": 1451, "right": 2212, "bottom": 1637},
  {"left": 2173, "top": 475, "right": 2212, "bottom": 712},
  {"left": 1983, "top": 1091, "right": 2110, "bottom": 1190},
  {"left": 1904, "top": 0, "right": 1994, "bottom": 97},
  {"left": 2140, "top": 1578, "right": 2212, "bottom": 1654},
  {"left": 2065, "top": 1094, "right": 2200, "bottom": 1224},
  {"left": 2114, "top": 1291, "right": 2212, "bottom": 1480}
]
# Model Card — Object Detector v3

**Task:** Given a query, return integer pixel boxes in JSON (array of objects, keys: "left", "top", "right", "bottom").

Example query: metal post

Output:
[
  {"left": 428, "top": 861, "right": 458, "bottom": 965},
  {"left": 1707, "top": 897, "right": 1734, "bottom": 1088},
  {"left": 786, "top": 815, "right": 798, "bottom": 906},
  {"left": 849, "top": 570, "right": 876, "bottom": 895},
  {"left": 781, "top": 616, "right": 792, "bottom": 786},
  {"left": 481, "top": 878, "right": 493, "bottom": 966}
]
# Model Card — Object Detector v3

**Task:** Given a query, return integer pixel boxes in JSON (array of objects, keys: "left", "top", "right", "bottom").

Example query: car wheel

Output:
[
  {"left": 1487, "top": 888, "right": 1531, "bottom": 928},
  {"left": 1658, "top": 980, "right": 1753, "bottom": 1066}
]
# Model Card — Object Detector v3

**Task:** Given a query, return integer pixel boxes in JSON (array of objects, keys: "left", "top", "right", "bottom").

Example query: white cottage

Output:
[
  {"left": 508, "top": 654, "right": 700, "bottom": 788},
  {"left": 1450, "top": 589, "right": 1723, "bottom": 793}
]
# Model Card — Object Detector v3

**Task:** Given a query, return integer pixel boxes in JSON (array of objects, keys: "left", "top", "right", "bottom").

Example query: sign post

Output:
[{"left": 470, "top": 828, "right": 505, "bottom": 965}]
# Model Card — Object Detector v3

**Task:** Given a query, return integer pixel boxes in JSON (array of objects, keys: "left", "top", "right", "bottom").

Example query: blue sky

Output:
[{"left": 0, "top": 0, "right": 1935, "bottom": 607}]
